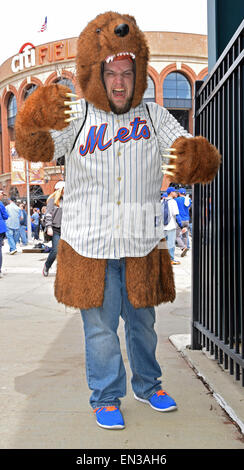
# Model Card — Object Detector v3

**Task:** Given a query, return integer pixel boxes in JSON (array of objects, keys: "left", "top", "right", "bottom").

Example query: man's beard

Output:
[{"left": 108, "top": 95, "right": 133, "bottom": 115}]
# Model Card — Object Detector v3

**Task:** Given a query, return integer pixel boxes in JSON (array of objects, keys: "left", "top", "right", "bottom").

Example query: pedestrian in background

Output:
[
  {"left": 31, "top": 208, "right": 40, "bottom": 241},
  {"left": 0, "top": 190, "right": 9, "bottom": 277},
  {"left": 6, "top": 196, "right": 21, "bottom": 255},
  {"left": 175, "top": 188, "right": 191, "bottom": 257},
  {"left": 19, "top": 203, "right": 28, "bottom": 246},
  {"left": 163, "top": 187, "right": 181, "bottom": 265},
  {"left": 43, "top": 181, "right": 64, "bottom": 277},
  {"left": 40, "top": 205, "right": 48, "bottom": 241}
]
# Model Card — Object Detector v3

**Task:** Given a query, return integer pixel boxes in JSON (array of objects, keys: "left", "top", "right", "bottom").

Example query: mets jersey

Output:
[{"left": 51, "top": 100, "right": 190, "bottom": 259}]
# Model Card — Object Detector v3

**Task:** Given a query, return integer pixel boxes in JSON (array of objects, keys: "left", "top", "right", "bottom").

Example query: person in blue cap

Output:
[{"left": 175, "top": 187, "right": 192, "bottom": 256}]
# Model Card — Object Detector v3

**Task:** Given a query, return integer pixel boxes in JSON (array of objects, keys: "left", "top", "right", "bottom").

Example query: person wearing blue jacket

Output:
[
  {"left": 175, "top": 188, "right": 192, "bottom": 256},
  {"left": 6, "top": 196, "right": 21, "bottom": 254},
  {"left": 0, "top": 190, "right": 9, "bottom": 278}
]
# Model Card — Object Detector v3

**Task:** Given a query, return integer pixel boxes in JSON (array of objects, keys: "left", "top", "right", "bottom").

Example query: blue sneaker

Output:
[
  {"left": 134, "top": 390, "right": 177, "bottom": 412},
  {"left": 93, "top": 406, "right": 125, "bottom": 429}
]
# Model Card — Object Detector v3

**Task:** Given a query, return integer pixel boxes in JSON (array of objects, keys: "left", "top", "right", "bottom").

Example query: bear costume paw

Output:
[
  {"left": 166, "top": 136, "right": 221, "bottom": 185},
  {"left": 15, "top": 84, "right": 74, "bottom": 162}
]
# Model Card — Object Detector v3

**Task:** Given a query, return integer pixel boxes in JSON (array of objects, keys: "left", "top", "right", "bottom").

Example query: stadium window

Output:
[
  {"left": 24, "top": 84, "right": 37, "bottom": 100},
  {"left": 7, "top": 94, "right": 17, "bottom": 128},
  {"left": 163, "top": 72, "right": 191, "bottom": 109},
  {"left": 163, "top": 72, "right": 192, "bottom": 131}
]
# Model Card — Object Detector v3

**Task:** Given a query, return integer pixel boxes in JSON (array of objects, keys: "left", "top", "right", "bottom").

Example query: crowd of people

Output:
[
  {"left": 0, "top": 181, "right": 64, "bottom": 279},
  {"left": 161, "top": 186, "right": 192, "bottom": 265},
  {"left": 1, "top": 196, "right": 44, "bottom": 251}
]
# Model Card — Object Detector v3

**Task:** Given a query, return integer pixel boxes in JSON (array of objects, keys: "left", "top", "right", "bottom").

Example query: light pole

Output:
[{"left": 26, "top": 161, "right": 32, "bottom": 243}]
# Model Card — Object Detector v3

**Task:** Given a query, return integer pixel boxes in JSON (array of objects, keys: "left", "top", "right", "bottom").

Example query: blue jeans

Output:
[
  {"left": 6, "top": 228, "right": 19, "bottom": 252},
  {"left": 165, "top": 229, "right": 176, "bottom": 260},
  {"left": 19, "top": 225, "right": 27, "bottom": 245},
  {"left": 176, "top": 220, "right": 189, "bottom": 249},
  {"left": 33, "top": 224, "right": 39, "bottom": 240},
  {"left": 45, "top": 231, "right": 60, "bottom": 270},
  {"left": 81, "top": 258, "right": 162, "bottom": 409},
  {"left": 0, "top": 232, "right": 5, "bottom": 271}
]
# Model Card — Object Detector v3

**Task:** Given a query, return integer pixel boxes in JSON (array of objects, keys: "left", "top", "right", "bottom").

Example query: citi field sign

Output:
[
  {"left": 11, "top": 41, "right": 76, "bottom": 73},
  {"left": 11, "top": 43, "right": 36, "bottom": 72}
]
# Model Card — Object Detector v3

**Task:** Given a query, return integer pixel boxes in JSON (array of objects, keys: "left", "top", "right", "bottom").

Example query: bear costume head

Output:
[{"left": 76, "top": 11, "right": 149, "bottom": 112}]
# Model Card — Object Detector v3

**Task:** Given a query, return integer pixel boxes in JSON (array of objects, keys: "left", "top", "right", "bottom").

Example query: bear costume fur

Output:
[{"left": 15, "top": 11, "right": 221, "bottom": 310}]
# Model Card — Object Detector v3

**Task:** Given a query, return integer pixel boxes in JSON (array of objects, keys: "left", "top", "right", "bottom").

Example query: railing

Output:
[{"left": 192, "top": 20, "right": 244, "bottom": 386}]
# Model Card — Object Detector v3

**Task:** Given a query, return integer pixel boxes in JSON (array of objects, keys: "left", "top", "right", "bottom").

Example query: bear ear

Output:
[{"left": 123, "top": 14, "right": 137, "bottom": 26}]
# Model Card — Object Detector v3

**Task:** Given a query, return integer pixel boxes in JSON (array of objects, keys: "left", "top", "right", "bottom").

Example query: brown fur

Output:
[
  {"left": 170, "top": 136, "right": 221, "bottom": 184},
  {"left": 15, "top": 84, "right": 71, "bottom": 161},
  {"left": 55, "top": 239, "right": 107, "bottom": 309},
  {"left": 126, "top": 241, "right": 176, "bottom": 308},
  {"left": 55, "top": 239, "right": 175, "bottom": 309},
  {"left": 76, "top": 11, "right": 149, "bottom": 112}
]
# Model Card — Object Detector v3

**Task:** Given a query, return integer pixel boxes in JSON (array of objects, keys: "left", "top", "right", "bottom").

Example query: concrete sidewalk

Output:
[{"left": 0, "top": 240, "right": 244, "bottom": 449}]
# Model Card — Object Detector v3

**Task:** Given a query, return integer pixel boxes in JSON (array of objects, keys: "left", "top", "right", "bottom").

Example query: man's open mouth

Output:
[{"left": 113, "top": 89, "right": 125, "bottom": 97}]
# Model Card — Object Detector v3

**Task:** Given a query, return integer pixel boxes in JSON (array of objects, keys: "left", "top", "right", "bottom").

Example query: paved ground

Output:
[{"left": 0, "top": 238, "right": 244, "bottom": 451}]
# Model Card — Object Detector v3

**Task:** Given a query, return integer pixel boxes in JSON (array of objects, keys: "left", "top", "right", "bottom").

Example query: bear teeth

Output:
[
  {"left": 105, "top": 52, "right": 136, "bottom": 63},
  {"left": 106, "top": 55, "right": 115, "bottom": 63}
]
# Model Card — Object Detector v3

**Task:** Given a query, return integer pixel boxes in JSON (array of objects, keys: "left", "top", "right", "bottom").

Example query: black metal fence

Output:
[{"left": 192, "top": 20, "right": 244, "bottom": 386}]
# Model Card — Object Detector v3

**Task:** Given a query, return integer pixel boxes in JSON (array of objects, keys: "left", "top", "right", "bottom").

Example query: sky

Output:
[{"left": 0, "top": 0, "right": 207, "bottom": 66}]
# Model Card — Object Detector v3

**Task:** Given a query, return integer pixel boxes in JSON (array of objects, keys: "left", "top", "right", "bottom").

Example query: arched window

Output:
[
  {"left": 55, "top": 77, "right": 75, "bottom": 94},
  {"left": 163, "top": 72, "right": 192, "bottom": 132},
  {"left": 163, "top": 72, "right": 191, "bottom": 109},
  {"left": 7, "top": 94, "right": 17, "bottom": 128},
  {"left": 30, "top": 184, "right": 45, "bottom": 207},
  {"left": 143, "top": 76, "right": 155, "bottom": 102},
  {"left": 24, "top": 84, "right": 37, "bottom": 100}
]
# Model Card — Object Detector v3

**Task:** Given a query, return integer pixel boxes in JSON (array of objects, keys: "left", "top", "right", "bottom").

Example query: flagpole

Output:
[{"left": 26, "top": 161, "right": 32, "bottom": 243}]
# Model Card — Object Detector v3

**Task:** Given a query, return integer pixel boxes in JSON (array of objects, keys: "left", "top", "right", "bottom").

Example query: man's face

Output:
[{"left": 103, "top": 58, "right": 134, "bottom": 114}]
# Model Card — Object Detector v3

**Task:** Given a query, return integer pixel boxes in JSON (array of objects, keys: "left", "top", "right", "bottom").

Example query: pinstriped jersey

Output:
[{"left": 50, "top": 100, "right": 190, "bottom": 259}]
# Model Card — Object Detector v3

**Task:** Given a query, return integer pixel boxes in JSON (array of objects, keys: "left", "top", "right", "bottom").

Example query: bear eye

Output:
[{"left": 96, "top": 28, "right": 101, "bottom": 33}]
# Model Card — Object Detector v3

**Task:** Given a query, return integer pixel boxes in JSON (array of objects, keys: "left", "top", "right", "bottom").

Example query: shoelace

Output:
[
  {"left": 93, "top": 406, "right": 117, "bottom": 414},
  {"left": 156, "top": 390, "right": 168, "bottom": 397}
]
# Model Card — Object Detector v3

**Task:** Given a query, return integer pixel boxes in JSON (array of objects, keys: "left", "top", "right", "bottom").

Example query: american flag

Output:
[{"left": 38, "top": 16, "right": 47, "bottom": 32}]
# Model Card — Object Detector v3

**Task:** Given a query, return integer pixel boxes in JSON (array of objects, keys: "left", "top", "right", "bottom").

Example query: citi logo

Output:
[{"left": 11, "top": 43, "right": 36, "bottom": 73}]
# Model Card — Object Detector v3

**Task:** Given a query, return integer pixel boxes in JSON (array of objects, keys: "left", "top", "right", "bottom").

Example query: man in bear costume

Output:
[{"left": 15, "top": 11, "right": 221, "bottom": 429}]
